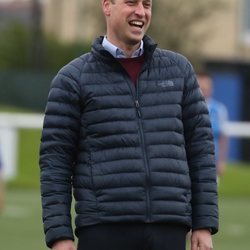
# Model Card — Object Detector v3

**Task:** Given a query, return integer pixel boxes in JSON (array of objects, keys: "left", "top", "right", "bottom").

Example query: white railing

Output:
[
  {"left": 0, "top": 112, "right": 44, "bottom": 129},
  {"left": 1, "top": 112, "right": 250, "bottom": 180},
  {"left": 0, "top": 112, "right": 44, "bottom": 180},
  {"left": 1, "top": 112, "right": 250, "bottom": 137},
  {"left": 224, "top": 122, "right": 250, "bottom": 138}
]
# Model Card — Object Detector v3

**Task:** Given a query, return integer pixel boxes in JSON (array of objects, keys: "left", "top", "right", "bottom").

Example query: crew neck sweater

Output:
[{"left": 117, "top": 55, "right": 145, "bottom": 85}]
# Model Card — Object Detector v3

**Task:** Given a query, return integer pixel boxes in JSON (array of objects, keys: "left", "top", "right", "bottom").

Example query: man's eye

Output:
[
  {"left": 143, "top": 4, "right": 151, "bottom": 9},
  {"left": 143, "top": 1, "right": 151, "bottom": 9},
  {"left": 126, "top": 0, "right": 136, "bottom": 5}
]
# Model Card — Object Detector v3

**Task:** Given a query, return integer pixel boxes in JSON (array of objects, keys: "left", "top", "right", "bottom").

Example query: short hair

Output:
[{"left": 196, "top": 69, "right": 212, "bottom": 79}]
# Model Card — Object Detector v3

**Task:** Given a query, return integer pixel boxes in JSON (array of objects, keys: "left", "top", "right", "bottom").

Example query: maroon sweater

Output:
[{"left": 117, "top": 55, "right": 145, "bottom": 85}]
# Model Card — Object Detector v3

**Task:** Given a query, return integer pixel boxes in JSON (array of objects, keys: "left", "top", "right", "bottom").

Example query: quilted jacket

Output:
[{"left": 40, "top": 35, "right": 218, "bottom": 248}]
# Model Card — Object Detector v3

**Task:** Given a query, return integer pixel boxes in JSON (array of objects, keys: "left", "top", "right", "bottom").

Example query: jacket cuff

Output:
[
  {"left": 46, "top": 226, "right": 74, "bottom": 248},
  {"left": 192, "top": 217, "right": 218, "bottom": 235}
]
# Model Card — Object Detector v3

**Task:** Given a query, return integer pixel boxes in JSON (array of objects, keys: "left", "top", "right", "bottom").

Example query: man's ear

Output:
[{"left": 102, "top": 0, "right": 111, "bottom": 16}]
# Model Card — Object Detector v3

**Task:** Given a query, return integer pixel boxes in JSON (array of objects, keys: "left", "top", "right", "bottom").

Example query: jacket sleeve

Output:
[
  {"left": 40, "top": 63, "right": 82, "bottom": 248},
  {"left": 181, "top": 60, "right": 218, "bottom": 234}
]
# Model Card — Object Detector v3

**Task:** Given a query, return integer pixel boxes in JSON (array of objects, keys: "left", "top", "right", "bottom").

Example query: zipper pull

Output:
[{"left": 135, "top": 100, "right": 141, "bottom": 118}]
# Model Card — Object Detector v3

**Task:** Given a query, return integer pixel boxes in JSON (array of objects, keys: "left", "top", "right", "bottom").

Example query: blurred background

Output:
[{"left": 0, "top": 0, "right": 250, "bottom": 249}]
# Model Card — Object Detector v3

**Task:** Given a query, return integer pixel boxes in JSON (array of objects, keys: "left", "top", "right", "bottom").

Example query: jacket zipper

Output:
[
  {"left": 135, "top": 80, "right": 151, "bottom": 222},
  {"left": 115, "top": 61, "right": 152, "bottom": 222}
]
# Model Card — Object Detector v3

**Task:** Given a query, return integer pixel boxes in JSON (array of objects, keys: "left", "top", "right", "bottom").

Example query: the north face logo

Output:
[{"left": 157, "top": 80, "right": 174, "bottom": 88}]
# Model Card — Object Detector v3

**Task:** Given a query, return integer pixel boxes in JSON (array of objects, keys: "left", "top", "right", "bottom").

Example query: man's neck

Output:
[
  {"left": 121, "top": 45, "right": 140, "bottom": 58},
  {"left": 104, "top": 36, "right": 143, "bottom": 58}
]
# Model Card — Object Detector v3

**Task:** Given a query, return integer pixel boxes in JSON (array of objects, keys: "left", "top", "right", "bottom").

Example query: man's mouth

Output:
[{"left": 129, "top": 21, "right": 144, "bottom": 29}]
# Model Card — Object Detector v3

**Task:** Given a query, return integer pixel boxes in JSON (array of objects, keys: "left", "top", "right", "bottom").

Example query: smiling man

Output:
[
  {"left": 40, "top": 0, "right": 218, "bottom": 250},
  {"left": 103, "top": 0, "right": 151, "bottom": 56}
]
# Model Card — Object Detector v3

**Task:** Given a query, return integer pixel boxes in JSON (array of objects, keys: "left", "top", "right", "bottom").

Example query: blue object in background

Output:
[{"left": 211, "top": 72, "right": 243, "bottom": 162}]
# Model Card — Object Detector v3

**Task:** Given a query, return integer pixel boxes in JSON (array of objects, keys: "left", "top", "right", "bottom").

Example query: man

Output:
[
  {"left": 40, "top": 0, "right": 218, "bottom": 249},
  {"left": 197, "top": 72, "right": 229, "bottom": 177}
]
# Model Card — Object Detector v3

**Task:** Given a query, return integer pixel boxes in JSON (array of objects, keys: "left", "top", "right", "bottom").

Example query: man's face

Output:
[
  {"left": 197, "top": 75, "right": 213, "bottom": 100},
  {"left": 103, "top": 0, "right": 152, "bottom": 49}
]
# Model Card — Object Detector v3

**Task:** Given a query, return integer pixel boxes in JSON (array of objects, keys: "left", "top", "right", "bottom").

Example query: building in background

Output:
[
  {"left": 197, "top": 0, "right": 250, "bottom": 61},
  {"left": 42, "top": 0, "right": 102, "bottom": 43},
  {"left": 0, "top": 0, "right": 33, "bottom": 29},
  {"left": 1, "top": 0, "right": 250, "bottom": 59},
  {"left": 41, "top": 0, "right": 250, "bottom": 60},
  {"left": 196, "top": 0, "right": 250, "bottom": 162}
]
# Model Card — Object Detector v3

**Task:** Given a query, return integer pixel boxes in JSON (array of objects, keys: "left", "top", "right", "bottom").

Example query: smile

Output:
[{"left": 129, "top": 21, "right": 144, "bottom": 29}]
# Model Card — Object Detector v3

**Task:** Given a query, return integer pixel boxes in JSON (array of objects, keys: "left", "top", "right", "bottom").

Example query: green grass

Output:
[
  {"left": 0, "top": 189, "right": 45, "bottom": 250},
  {"left": 1, "top": 107, "right": 250, "bottom": 248},
  {"left": 0, "top": 104, "right": 35, "bottom": 113},
  {"left": 213, "top": 197, "right": 250, "bottom": 250},
  {"left": 0, "top": 106, "right": 42, "bottom": 188},
  {"left": 7, "top": 129, "right": 42, "bottom": 189},
  {"left": 1, "top": 189, "right": 250, "bottom": 250},
  {"left": 218, "top": 163, "right": 250, "bottom": 197}
]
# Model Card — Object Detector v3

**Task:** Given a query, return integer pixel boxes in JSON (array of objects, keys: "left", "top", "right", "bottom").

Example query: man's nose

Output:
[{"left": 134, "top": 3, "right": 145, "bottom": 16}]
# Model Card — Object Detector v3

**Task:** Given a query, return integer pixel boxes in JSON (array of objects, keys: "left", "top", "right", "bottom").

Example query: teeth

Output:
[{"left": 130, "top": 21, "right": 143, "bottom": 27}]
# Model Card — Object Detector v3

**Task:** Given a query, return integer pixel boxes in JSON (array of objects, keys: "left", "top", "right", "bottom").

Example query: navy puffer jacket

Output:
[{"left": 40, "top": 35, "right": 218, "bottom": 248}]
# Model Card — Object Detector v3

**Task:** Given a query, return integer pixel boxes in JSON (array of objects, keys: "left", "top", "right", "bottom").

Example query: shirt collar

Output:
[{"left": 102, "top": 36, "right": 144, "bottom": 58}]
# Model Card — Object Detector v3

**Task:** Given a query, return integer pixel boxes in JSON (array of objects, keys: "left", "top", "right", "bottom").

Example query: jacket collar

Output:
[
  {"left": 102, "top": 36, "right": 144, "bottom": 58},
  {"left": 91, "top": 35, "right": 157, "bottom": 61}
]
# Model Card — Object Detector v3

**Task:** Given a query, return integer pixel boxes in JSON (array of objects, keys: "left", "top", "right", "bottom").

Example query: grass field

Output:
[
  {"left": 0, "top": 189, "right": 45, "bottom": 250},
  {"left": 214, "top": 197, "right": 250, "bottom": 250},
  {"left": 1, "top": 108, "right": 250, "bottom": 249},
  {"left": 2, "top": 162, "right": 250, "bottom": 250},
  {"left": 1, "top": 189, "right": 250, "bottom": 250}
]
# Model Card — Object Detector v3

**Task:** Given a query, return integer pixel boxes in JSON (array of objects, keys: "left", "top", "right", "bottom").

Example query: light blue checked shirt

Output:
[{"left": 102, "top": 36, "right": 144, "bottom": 58}]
